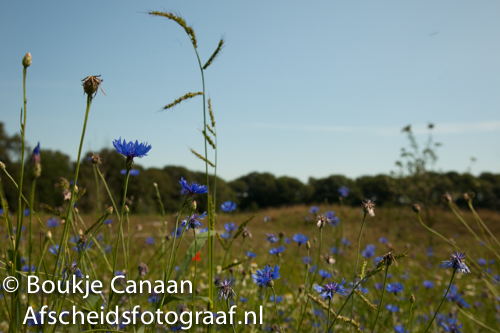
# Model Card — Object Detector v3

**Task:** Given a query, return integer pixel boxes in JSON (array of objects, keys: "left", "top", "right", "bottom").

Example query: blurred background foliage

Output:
[{"left": 1, "top": 122, "right": 499, "bottom": 215}]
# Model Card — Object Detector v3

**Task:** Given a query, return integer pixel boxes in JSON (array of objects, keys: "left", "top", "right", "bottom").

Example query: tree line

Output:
[{"left": 1, "top": 122, "right": 499, "bottom": 215}]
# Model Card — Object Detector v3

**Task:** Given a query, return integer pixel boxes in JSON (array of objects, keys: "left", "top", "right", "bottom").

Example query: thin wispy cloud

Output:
[{"left": 250, "top": 121, "right": 500, "bottom": 136}]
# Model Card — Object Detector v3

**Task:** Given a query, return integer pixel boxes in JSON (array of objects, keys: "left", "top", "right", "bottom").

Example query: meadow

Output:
[{"left": 1, "top": 10, "right": 500, "bottom": 333}]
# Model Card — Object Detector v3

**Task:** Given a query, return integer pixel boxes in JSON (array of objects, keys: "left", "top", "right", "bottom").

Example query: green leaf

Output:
[{"left": 174, "top": 230, "right": 215, "bottom": 281}]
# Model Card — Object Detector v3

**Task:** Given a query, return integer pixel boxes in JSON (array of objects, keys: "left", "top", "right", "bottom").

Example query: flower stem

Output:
[
  {"left": 423, "top": 269, "right": 456, "bottom": 333},
  {"left": 271, "top": 285, "right": 285, "bottom": 332},
  {"left": 350, "top": 212, "right": 367, "bottom": 330},
  {"left": 403, "top": 301, "right": 414, "bottom": 333},
  {"left": 370, "top": 264, "right": 389, "bottom": 333},
  {"left": 326, "top": 298, "right": 332, "bottom": 333}
]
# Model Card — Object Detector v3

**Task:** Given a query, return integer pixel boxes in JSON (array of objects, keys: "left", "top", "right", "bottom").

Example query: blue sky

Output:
[{"left": 1, "top": 1, "right": 499, "bottom": 182}]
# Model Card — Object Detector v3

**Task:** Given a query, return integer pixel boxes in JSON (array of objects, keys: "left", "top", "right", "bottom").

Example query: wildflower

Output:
[
  {"left": 341, "top": 237, "right": 351, "bottom": 246},
  {"left": 478, "top": 258, "right": 487, "bottom": 266},
  {"left": 121, "top": 169, "right": 140, "bottom": 176},
  {"left": 441, "top": 252, "right": 470, "bottom": 274},
  {"left": 148, "top": 292, "right": 161, "bottom": 303},
  {"left": 440, "top": 317, "right": 463, "bottom": 333},
  {"left": 270, "top": 295, "right": 283, "bottom": 303},
  {"left": 104, "top": 219, "right": 113, "bottom": 225},
  {"left": 180, "top": 212, "right": 207, "bottom": 230},
  {"left": 221, "top": 201, "right": 236, "bottom": 212},
  {"left": 329, "top": 216, "right": 340, "bottom": 227},
  {"left": 49, "top": 245, "right": 60, "bottom": 255},
  {"left": 445, "top": 285, "right": 471, "bottom": 308},
  {"left": 313, "top": 278, "right": 347, "bottom": 300},
  {"left": 192, "top": 251, "right": 201, "bottom": 261},
  {"left": 316, "top": 214, "right": 329, "bottom": 228},
  {"left": 362, "top": 199, "right": 375, "bottom": 217},
  {"left": 382, "top": 251, "right": 398, "bottom": 267},
  {"left": 220, "top": 232, "right": 231, "bottom": 240},
  {"left": 427, "top": 246, "right": 434, "bottom": 257},
  {"left": 266, "top": 233, "right": 279, "bottom": 243},
  {"left": 24, "top": 209, "right": 30, "bottom": 217},
  {"left": 319, "top": 269, "right": 332, "bottom": 279},
  {"left": 138, "top": 262, "right": 149, "bottom": 277},
  {"left": 263, "top": 216, "right": 271, "bottom": 222},
  {"left": 309, "top": 206, "right": 319, "bottom": 214},
  {"left": 386, "top": 282, "right": 404, "bottom": 294},
  {"left": 178, "top": 177, "right": 208, "bottom": 196},
  {"left": 246, "top": 251, "right": 257, "bottom": 258},
  {"left": 240, "top": 297, "right": 248, "bottom": 302},
  {"left": 303, "top": 256, "right": 312, "bottom": 264},
  {"left": 91, "top": 153, "right": 101, "bottom": 164},
  {"left": 292, "top": 234, "right": 308, "bottom": 246},
  {"left": 252, "top": 265, "right": 281, "bottom": 287},
  {"left": 375, "top": 282, "right": 383, "bottom": 290},
  {"left": 386, "top": 304, "right": 399, "bottom": 313},
  {"left": 172, "top": 226, "right": 184, "bottom": 238},
  {"left": 22, "top": 265, "right": 36, "bottom": 272},
  {"left": 331, "top": 247, "right": 339, "bottom": 254},
  {"left": 309, "top": 264, "right": 318, "bottom": 273},
  {"left": 224, "top": 222, "right": 238, "bottom": 233},
  {"left": 145, "top": 237, "right": 155, "bottom": 245},
  {"left": 217, "top": 279, "right": 236, "bottom": 300},
  {"left": 47, "top": 217, "right": 59, "bottom": 228},
  {"left": 62, "top": 261, "right": 84, "bottom": 279},
  {"left": 269, "top": 246, "right": 285, "bottom": 255},
  {"left": 379, "top": 237, "right": 388, "bottom": 244},
  {"left": 113, "top": 138, "right": 151, "bottom": 167},
  {"left": 338, "top": 186, "right": 349, "bottom": 197},
  {"left": 30, "top": 142, "right": 41, "bottom": 178},
  {"left": 362, "top": 244, "right": 376, "bottom": 259},
  {"left": 199, "top": 227, "right": 208, "bottom": 233},
  {"left": 394, "top": 325, "right": 405, "bottom": 333},
  {"left": 423, "top": 280, "right": 434, "bottom": 289}
]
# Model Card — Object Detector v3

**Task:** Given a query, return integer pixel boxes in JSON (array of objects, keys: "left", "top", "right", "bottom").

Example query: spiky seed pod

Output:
[
  {"left": 91, "top": 153, "right": 101, "bottom": 165},
  {"left": 22, "top": 52, "right": 32, "bottom": 68},
  {"left": 138, "top": 262, "right": 149, "bottom": 277},
  {"left": 382, "top": 251, "right": 398, "bottom": 267}
]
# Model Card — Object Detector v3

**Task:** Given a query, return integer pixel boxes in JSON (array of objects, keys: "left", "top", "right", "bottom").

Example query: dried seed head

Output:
[
  {"left": 324, "top": 254, "right": 336, "bottom": 265},
  {"left": 136, "top": 224, "right": 143, "bottom": 231},
  {"left": 412, "top": 204, "right": 421, "bottom": 213},
  {"left": 362, "top": 199, "right": 376, "bottom": 217},
  {"left": 279, "top": 231, "right": 285, "bottom": 239},
  {"left": 316, "top": 214, "right": 329, "bottom": 228},
  {"left": 91, "top": 153, "right": 101, "bottom": 165},
  {"left": 242, "top": 227, "right": 252, "bottom": 238},
  {"left": 443, "top": 192, "right": 452, "bottom": 204},
  {"left": 22, "top": 52, "right": 32, "bottom": 68},
  {"left": 382, "top": 251, "right": 398, "bottom": 267},
  {"left": 81, "top": 75, "right": 105, "bottom": 98},
  {"left": 138, "top": 262, "right": 149, "bottom": 277}
]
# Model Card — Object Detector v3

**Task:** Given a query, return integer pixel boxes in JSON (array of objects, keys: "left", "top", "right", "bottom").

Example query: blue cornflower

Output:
[
  {"left": 386, "top": 282, "right": 404, "bottom": 294},
  {"left": 121, "top": 169, "right": 140, "bottom": 176},
  {"left": 325, "top": 211, "right": 336, "bottom": 220},
  {"left": 216, "top": 279, "right": 236, "bottom": 301},
  {"left": 246, "top": 251, "right": 257, "bottom": 258},
  {"left": 445, "top": 285, "right": 470, "bottom": 308},
  {"left": 375, "top": 282, "right": 383, "bottom": 290},
  {"left": 269, "top": 246, "right": 285, "bottom": 255},
  {"left": 319, "top": 269, "right": 332, "bottom": 279},
  {"left": 252, "top": 265, "right": 281, "bottom": 287},
  {"left": 313, "top": 278, "right": 347, "bottom": 300},
  {"left": 266, "top": 233, "right": 279, "bottom": 243},
  {"left": 221, "top": 201, "right": 237, "bottom": 212},
  {"left": 172, "top": 226, "right": 184, "bottom": 238},
  {"left": 62, "top": 261, "right": 84, "bottom": 279},
  {"left": 200, "top": 227, "right": 208, "bottom": 233},
  {"left": 329, "top": 216, "right": 340, "bottom": 227},
  {"left": 386, "top": 304, "right": 399, "bottom": 313},
  {"left": 309, "top": 264, "right": 318, "bottom": 272},
  {"left": 362, "top": 244, "right": 376, "bottom": 258},
  {"left": 341, "top": 237, "right": 351, "bottom": 246},
  {"left": 22, "top": 265, "right": 36, "bottom": 272},
  {"left": 427, "top": 246, "right": 434, "bottom": 257},
  {"left": 148, "top": 292, "right": 161, "bottom": 303},
  {"left": 104, "top": 219, "right": 113, "bottom": 225},
  {"left": 71, "top": 237, "right": 93, "bottom": 253},
  {"left": 373, "top": 256, "right": 384, "bottom": 266},
  {"left": 263, "top": 216, "right": 271, "bottom": 222},
  {"left": 303, "top": 256, "right": 312, "bottom": 264},
  {"left": 292, "top": 234, "right": 308, "bottom": 245},
  {"left": 313, "top": 308, "right": 324, "bottom": 317},
  {"left": 47, "top": 217, "right": 59, "bottom": 227},
  {"left": 240, "top": 297, "right": 248, "bottom": 302},
  {"left": 270, "top": 295, "right": 283, "bottom": 303},
  {"left": 220, "top": 231, "right": 231, "bottom": 240},
  {"left": 423, "top": 280, "right": 434, "bottom": 289},
  {"left": 224, "top": 222, "right": 238, "bottom": 233},
  {"left": 49, "top": 245, "right": 60, "bottom": 255},
  {"left": 440, "top": 317, "right": 463, "bottom": 333},
  {"left": 284, "top": 237, "right": 292, "bottom": 244},
  {"left": 178, "top": 177, "right": 208, "bottom": 196},
  {"left": 309, "top": 206, "right": 319, "bottom": 214},
  {"left": 145, "top": 237, "right": 155, "bottom": 245},
  {"left": 441, "top": 252, "right": 470, "bottom": 274},
  {"left": 24, "top": 209, "right": 30, "bottom": 217},
  {"left": 394, "top": 325, "right": 405, "bottom": 333},
  {"left": 478, "top": 258, "right": 487, "bottom": 266},
  {"left": 331, "top": 246, "right": 339, "bottom": 254},
  {"left": 113, "top": 138, "right": 151, "bottom": 160},
  {"left": 180, "top": 212, "right": 207, "bottom": 230},
  {"left": 379, "top": 237, "right": 388, "bottom": 244},
  {"left": 338, "top": 186, "right": 349, "bottom": 198}
]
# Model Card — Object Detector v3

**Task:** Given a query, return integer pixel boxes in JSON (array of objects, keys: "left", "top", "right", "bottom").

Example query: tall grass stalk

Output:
[
  {"left": 349, "top": 212, "right": 367, "bottom": 330},
  {"left": 370, "top": 264, "right": 389, "bottom": 333},
  {"left": 423, "top": 269, "right": 456, "bottom": 333}
]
